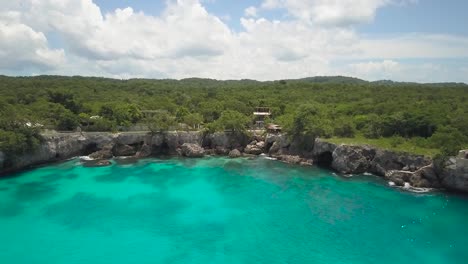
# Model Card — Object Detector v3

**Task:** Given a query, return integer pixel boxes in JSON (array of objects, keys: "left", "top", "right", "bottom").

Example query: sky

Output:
[{"left": 1, "top": 0, "right": 468, "bottom": 82}]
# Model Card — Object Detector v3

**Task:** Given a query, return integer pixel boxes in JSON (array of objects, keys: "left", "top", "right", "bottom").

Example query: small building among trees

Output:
[{"left": 253, "top": 107, "right": 271, "bottom": 129}]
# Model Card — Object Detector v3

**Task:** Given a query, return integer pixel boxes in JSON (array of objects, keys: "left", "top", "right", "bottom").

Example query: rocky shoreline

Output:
[{"left": 1, "top": 131, "right": 467, "bottom": 193}]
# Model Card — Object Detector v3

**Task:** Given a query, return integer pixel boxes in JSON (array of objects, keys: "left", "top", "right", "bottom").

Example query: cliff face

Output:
[
  {"left": 435, "top": 154, "right": 468, "bottom": 192},
  {"left": 2, "top": 131, "right": 468, "bottom": 193},
  {"left": 265, "top": 136, "right": 465, "bottom": 191},
  {"left": 0, "top": 131, "right": 241, "bottom": 174}
]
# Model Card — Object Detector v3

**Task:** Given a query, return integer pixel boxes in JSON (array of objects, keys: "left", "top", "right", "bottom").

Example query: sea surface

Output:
[{"left": 0, "top": 157, "right": 467, "bottom": 264}]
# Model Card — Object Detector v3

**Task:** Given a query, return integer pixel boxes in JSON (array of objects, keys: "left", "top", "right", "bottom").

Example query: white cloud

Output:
[
  {"left": 260, "top": 0, "right": 388, "bottom": 26},
  {"left": 0, "top": 0, "right": 466, "bottom": 83},
  {"left": 244, "top": 6, "right": 258, "bottom": 17},
  {"left": 259, "top": 0, "right": 419, "bottom": 26},
  {"left": 0, "top": 20, "right": 64, "bottom": 71}
]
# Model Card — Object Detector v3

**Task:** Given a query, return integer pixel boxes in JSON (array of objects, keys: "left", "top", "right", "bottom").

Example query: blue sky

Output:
[
  {"left": 93, "top": 0, "right": 468, "bottom": 35},
  {"left": 1, "top": 0, "right": 468, "bottom": 82}
]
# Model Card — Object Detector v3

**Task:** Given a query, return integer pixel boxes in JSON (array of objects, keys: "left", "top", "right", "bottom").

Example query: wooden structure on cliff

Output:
[{"left": 253, "top": 107, "right": 271, "bottom": 129}]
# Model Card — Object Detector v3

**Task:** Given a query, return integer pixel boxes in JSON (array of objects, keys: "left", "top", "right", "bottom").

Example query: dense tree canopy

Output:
[{"left": 0, "top": 75, "right": 467, "bottom": 156}]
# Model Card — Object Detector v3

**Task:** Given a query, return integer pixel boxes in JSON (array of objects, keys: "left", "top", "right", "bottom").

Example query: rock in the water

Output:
[
  {"left": 113, "top": 144, "right": 136, "bottom": 157},
  {"left": 180, "top": 143, "right": 205, "bottom": 157},
  {"left": 244, "top": 140, "right": 265, "bottom": 155},
  {"left": 278, "top": 155, "right": 302, "bottom": 165},
  {"left": 96, "top": 160, "right": 112, "bottom": 166},
  {"left": 82, "top": 159, "right": 112, "bottom": 167},
  {"left": 229, "top": 149, "right": 242, "bottom": 158},
  {"left": 215, "top": 146, "right": 229, "bottom": 155},
  {"left": 300, "top": 159, "right": 314, "bottom": 166},
  {"left": 385, "top": 165, "right": 439, "bottom": 188},
  {"left": 135, "top": 144, "right": 152, "bottom": 158},
  {"left": 244, "top": 144, "right": 263, "bottom": 155},
  {"left": 385, "top": 170, "right": 413, "bottom": 187}
]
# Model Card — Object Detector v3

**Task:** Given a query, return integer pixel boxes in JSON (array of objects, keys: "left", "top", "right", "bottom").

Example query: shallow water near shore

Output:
[{"left": 0, "top": 157, "right": 467, "bottom": 264}]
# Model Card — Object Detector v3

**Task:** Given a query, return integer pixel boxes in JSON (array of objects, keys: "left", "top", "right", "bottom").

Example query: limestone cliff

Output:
[{"left": 2, "top": 131, "right": 468, "bottom": 194}]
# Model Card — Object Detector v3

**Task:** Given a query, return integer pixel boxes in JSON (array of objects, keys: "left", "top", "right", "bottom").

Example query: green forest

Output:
[{"left": 1, "top": 75, "right": 467, "bottom": 158}]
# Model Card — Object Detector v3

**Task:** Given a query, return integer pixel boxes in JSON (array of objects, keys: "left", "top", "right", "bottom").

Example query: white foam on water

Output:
[
  {"left": 79, "top": 156, "right": 94, "bottom": 161},
  {"left": 393, "top": 182, "right": 433, "bottom": 193}
]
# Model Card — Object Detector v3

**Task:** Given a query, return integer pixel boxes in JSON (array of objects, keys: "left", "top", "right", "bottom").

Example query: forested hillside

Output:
[{"left": 1, "top": 75, "right": 467, "bottom": 157}]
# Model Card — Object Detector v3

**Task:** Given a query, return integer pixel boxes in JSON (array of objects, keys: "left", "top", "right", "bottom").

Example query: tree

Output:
[
  {"left": 429, "top": 126, "right": 467, "bottom": 156},
  {"left": 183, "top": 113, "right": 203, "bottom": 130},
  {"left": 57, "top": 110, "right": 80, "bottom": 131},
  {"left": 46, "top": 90, "right": 81, "bottom": 113},
  {"left": 289, "top": 104, "right": 332, "bottom": 138},
  {"left": 213, "top": 110, "right": 250, "bottom": 133},
  {"left": 144, "top": 112, "right": 176, "bottom": 133}
]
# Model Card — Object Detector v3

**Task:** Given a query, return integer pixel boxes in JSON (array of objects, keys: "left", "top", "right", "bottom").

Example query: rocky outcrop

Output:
[
  {"left": 244, "top": 140, "right": 265, "bottom": 155},
  {"left": 214, "top": 146, "right": 229, "bottom": 155},
  {"left": 276, "top": 155, "right": 313, "bottom": 166},
  {"left": 135, "top": 144, "right": 152, "bottom": 158},
  {"left": 3, "top": 130, "right": 468, "bottom": 194},
  {"left": 82, "top": 159, "right": 112, "bottom": 167},
  {"left": 370, "top": 149, "right": 430, "bottom": 176},
  {"left": 1, "top": 133, "right": 94, "bottom": 173},
  {"left": 265, "top": 134, "right": 289, "bottom": 155},
  {"left": 331, "top": 145, "right": 376, "bottom": 174},
  {"left": 435, "top": 155, "right": 468, "bottom": 192},
  {"left": 89, "top": 144, "right": 114, "bottom": 160},
  {"left": 312, "top": 139, "right": 337, "bottom": 157},
  {"left": 203, "top": 132, "right": 249, "bottom": 151},
  {"left": 228, "top": 149, "right": 242, "bottom": 158},
  {"left": 278, "top": 155, "right": 302, "bottom": 164},
  {"left": 385, "top": 165, "right": 439, "bottom": 188},
  {"left": 180, "top": 143, "right": 205, "bottom": 158},
  {"left": 166, "top": 132, "right": 203, "bottom": 153},
  {"left": 113, "top": 144, "right": 136, "bottom": 157},
  {"left": 0, "top": 151, "right": 4, "bottom": 169},
  {"left": 266, "top": 134, "right": 439, "bottom": 188}
]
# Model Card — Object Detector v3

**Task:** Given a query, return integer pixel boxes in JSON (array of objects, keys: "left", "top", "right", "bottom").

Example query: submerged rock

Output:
[{"left": 180, "top": 143, "right": 205, "bottom": 157}]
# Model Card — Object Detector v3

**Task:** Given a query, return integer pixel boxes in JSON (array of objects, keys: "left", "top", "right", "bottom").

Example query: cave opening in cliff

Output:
[
  {"left": 316, "top": 152, "right": 333, "bottom": 168},
  {"left": 153, "top": 142, "right": 170, "bottom": 155},
  {"left": 83, "top": 143, "right": 99, "bottom": 155}
]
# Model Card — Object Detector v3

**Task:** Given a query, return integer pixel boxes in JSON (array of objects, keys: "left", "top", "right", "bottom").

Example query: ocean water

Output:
[{"left": 0, "top": 157, "right": 467, "bottom": 264}]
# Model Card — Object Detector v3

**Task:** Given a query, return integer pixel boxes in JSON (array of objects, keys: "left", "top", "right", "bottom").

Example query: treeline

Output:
[{"left": 0, "top": 75, "right": 467, "bottom": 157}]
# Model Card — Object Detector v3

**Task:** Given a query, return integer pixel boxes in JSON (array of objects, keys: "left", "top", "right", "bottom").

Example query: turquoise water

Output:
[{"left": 0, "top": 157, "right": 467, "bottom": 264}]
